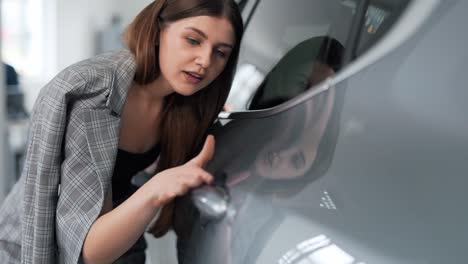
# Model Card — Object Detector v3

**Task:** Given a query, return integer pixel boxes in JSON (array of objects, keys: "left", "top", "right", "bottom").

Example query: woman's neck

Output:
[{"left": 133, "top": 76, "right": 174, "bottom": 102}]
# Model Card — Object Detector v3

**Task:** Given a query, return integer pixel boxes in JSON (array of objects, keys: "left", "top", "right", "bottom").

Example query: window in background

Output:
[
  {"left": 0, "top": 0, "right": 55, "bottom": 194},
  {"left": 1, "top": 0, "right": 56, "bottom": 82}
]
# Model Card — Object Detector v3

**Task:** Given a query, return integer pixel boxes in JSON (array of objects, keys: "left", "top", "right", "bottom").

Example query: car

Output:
[{"left": 166, "top": 0, "right": 468, "bottom": 263}]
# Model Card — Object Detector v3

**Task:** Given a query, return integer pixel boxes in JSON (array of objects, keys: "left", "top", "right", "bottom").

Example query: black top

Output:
[
  {"left": 111, "top": 144, "right": 161, "bottom": 263},
  {"left": 112, "top": 144, "right": 161, "bottom": 203}
]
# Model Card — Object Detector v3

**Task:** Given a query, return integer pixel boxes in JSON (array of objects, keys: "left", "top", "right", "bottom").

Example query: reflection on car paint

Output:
[
  {"left": 278, "top": 234, "right": 365, "bottom": 264},
  {"left": 320, "top": 190, "right": 338, "bottom": 210}
]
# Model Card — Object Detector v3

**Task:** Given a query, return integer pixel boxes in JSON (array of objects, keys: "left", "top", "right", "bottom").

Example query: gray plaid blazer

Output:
[{"left": 0, "top": 50, "right": 136, "bottom": 263}]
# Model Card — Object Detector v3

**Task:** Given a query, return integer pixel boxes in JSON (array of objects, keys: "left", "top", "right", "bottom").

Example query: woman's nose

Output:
[{"left": 195, "top": 47, "right": 212, "bottom": 68}]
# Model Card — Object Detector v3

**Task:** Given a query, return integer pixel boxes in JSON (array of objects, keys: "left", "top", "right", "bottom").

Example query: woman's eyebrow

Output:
[{"left": 185, "top": 27, "right": 233, "bottom": 49}]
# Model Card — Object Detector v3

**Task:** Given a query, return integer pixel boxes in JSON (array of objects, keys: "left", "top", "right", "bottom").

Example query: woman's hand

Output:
[
  {"left": 145, "top": 135, "right": 215, "bottom": 207},
  {"left": 82, "top": 136, "right": 217, "bottom": 264},
  {"left": 83, "top": 137, "right": 215, "bottom": 263}
]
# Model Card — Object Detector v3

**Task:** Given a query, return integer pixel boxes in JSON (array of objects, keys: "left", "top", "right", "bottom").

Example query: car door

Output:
[{"left": 170, "top": 0, "right": 468, "bottom": 263}]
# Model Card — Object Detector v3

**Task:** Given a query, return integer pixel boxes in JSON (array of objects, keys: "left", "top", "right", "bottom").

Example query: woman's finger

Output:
[{"left": 186, "top": 135, "right": 215, "bottom": 168}]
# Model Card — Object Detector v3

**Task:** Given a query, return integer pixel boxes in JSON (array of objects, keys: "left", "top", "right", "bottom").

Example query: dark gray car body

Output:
[{"left": 172, "top": 0, "right": 468, "bottom": 263}]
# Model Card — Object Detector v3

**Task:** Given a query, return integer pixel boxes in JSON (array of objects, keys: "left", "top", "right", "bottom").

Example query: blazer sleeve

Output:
[{"left": 21, "top": 69, "right": 86, "bottom": 263}]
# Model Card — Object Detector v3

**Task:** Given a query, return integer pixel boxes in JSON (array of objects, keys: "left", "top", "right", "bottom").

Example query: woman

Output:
[{"left": 0, "top": 0, "right": 244, "bottom": 263}]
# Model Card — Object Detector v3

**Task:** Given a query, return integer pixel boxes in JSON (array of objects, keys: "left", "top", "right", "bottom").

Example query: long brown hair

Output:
[{"left": 124, "top": 0, "right": 244, "bottom": 237}]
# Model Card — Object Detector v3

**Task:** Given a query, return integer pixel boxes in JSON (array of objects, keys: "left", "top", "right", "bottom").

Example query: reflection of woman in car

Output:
[
  {"left": 252, "top": 55, "right": 338, "bottom": 179},
  {"left": 0, "top": 1, "right": 243, "bottom": 263},
  {"left": 231, "top": 36, "right": 345, "bottom": 184},
  {"left": 227, "top": 37, "right": 345, "bottom": 264},
  {"left": 175, "top": 36, "right": 345, "bottom": 264}
]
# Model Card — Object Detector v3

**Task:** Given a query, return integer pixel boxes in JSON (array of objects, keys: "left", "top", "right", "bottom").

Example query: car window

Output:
[{"left": 225, "top": 0, "right": 409, "bottom": 112}]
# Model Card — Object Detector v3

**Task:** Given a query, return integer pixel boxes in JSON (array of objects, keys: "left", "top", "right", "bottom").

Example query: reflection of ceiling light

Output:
[
  {"left": 319, "top": 190, "right": 337, "bottom": 210},
  {"left": 341, "top": 0, "right": 357, "bottom": 13},
  {"left": 308, "top": 244, "right": 355, "bottom": 264},
  {"left": 279, "top": 235, "right": 329, "bottom": 264},
  {"left": 365, "top": 6, "right": 388, "bottom": 34},
  {"left": 278, "top": 235, "right": 365, "bottom": 264}
]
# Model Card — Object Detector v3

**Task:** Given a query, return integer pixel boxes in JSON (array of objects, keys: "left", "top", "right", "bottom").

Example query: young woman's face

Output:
[{"left": 158, "top": 15, "right": 236, "bottom": 96}]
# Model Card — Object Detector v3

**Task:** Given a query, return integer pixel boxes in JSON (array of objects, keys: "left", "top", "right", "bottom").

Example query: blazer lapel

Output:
[
  {"left": 83, "top": 49, "right": 136, "bottom": 193},
  {"left": 83, "top": 108, "right": 121, "bottom": 192}
]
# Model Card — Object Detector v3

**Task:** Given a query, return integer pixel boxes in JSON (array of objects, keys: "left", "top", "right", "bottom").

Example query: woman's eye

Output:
[
  {"left": 186, "top": 38, "right": 200, "bottom": 46},
  {"left": 215, "top": 50, "right": 227, "bottom": 58},
  {"left": 290, "top": 151, "right": 306, "bottom": 170}
]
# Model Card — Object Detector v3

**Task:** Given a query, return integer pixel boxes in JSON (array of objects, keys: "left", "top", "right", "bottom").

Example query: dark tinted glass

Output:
[
  {"left": 226, "top": 0, "right": 410, "bottom": 112},
  {"left": 226, "top": 0, "right": 353, "bottom": 111}
]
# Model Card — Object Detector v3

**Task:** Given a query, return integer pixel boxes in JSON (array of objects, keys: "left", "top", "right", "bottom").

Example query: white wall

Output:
[
  {"left": 25, "top": 0, "right": 144, "bottom": 110},
  {"left": 56, "top": 0, "right": 112, "bottom": 71},
  {"left": 114, "top": 0, "right": 152, "bottom": 26},
  {"left": 56, "top": 0, "right": 152, "bottom": 72}
]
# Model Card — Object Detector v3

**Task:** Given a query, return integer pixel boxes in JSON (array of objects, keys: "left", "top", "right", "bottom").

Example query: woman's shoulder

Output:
[
  {"left": 39, "top": 50, "right": 136, "bottom": 102},
  {"left": 59, "top": 49, "right": 135, "bottom": 85}
]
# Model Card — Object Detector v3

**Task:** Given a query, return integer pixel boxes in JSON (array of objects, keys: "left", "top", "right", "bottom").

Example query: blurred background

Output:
[{"left": 0, "top": 0, "right": 177, "bottom": 263}]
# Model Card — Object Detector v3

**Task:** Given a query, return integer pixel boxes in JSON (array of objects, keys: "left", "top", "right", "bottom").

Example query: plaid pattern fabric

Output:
[
  {"left": 0, "top": 50, "right": 136, "bottom": 263},
  {"left": 0, "top": 179, "right": 23, "bottom": 263}
]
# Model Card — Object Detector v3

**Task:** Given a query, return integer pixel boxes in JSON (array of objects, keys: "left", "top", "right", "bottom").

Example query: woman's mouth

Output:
[{"left": 183, "top": 71, "right": 204, "bottom": 84}]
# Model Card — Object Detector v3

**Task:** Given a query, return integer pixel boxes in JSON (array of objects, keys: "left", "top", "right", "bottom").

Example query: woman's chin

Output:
[
  {"left": 173, "top": 85, "right": 202, "bottom": 96},
  {"left": 175, "top": 89, "right": 199, "bottom": 96}
]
